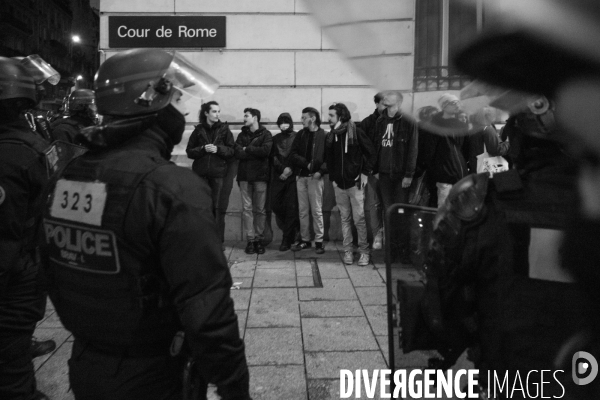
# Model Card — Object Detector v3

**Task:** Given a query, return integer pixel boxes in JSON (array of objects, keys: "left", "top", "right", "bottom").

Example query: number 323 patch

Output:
[{"left": 50, "top": 179, "right": 107, "bottom": 226}]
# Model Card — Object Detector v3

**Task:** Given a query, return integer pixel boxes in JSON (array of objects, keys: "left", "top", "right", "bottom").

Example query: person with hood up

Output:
[
  {"left": 186, "top": 101, "right": 235, "bottom": 245},
  {"left": 270, "top": 113, "right": 300, "bottom": 251}
]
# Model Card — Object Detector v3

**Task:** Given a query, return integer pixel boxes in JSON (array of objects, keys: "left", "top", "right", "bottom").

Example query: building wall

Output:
[{"left": 99, "top": 0, "right": 417, "bottom": 241}]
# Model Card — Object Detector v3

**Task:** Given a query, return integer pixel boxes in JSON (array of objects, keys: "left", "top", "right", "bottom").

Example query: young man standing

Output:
[
  {"left": 374, "top": 91, "right": 418, "bottom": 263},
  {"left": 235, "top": 108, "right": 273, "bottom": 254},
  {"left": 360, "top": 92, "right": 387, "bottom": 249},
  {"left": 327, "top": 103, "right": 376, "bottom": 266},
  {"left": 289, "top": 107, "right": 327, "bottom": 254},
  {"left": 421, "top": 93, "right": 469, "bottom": 207},
  {"left": 186, "top": 101, "right": 235, "bottom": 245}
]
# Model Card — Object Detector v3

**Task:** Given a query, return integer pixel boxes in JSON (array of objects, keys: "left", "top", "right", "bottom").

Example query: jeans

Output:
[
  {"left": 334, "top": 185, "right": 369, "bottom": 255},
  {"left": 239, "top": 181, "right": 267, "bottom": 241},
  {"left": 436, "top": 182, "right": 453, "bottom": 208},
  {"left": 364, "top": 174, "right": 382, "bottom": 240},
  {"left": 271, "top": 178, "right": 299, "bottom": 244},
  {"left": 199, "top": 176, "right": 224, "bottom": 242},
  {"left": 296, "top": 176, "right": 324, "bottom": 243},
  {"left": 379, "top": 173, "right": 410, "bottom": 255}
]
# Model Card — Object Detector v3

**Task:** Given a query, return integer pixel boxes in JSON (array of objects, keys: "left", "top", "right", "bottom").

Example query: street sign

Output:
[{"left": 108, "top": 16, "right": 226, "bottom": 48}]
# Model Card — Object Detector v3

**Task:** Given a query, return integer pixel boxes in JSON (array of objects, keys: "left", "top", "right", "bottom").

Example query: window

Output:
[{"left": 414, "top": 0, "right": 484, "bottom": 91}]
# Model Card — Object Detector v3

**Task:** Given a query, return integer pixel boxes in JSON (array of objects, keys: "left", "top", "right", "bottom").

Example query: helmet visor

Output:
[
  {"left": 20, "top": 55, "right": 60, "bottom": 85},
  {"left": 164, "top": 52, "right": 219, "bottom": 99}
]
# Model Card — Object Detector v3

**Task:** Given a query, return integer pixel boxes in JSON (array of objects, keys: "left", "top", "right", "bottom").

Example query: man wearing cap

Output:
[{"left": 421, "top": 93, "right": 469, "bottom": 207}]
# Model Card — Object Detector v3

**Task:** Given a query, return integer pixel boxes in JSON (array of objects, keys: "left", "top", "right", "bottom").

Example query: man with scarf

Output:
[
  {"left": 373, "top": 91, "right": 418, "bottom": 264},
  {"left": 270, "top": 113, "right": 300, "bottom": 251},
  {"left": 186, "top": 101, "right": 235, "bottom": 246},
  {"left": 326, "top": 103, "right": 376, "bottom": 266},
  {"left": 41, "top": 49, "right": 251, "bottom": 399}
]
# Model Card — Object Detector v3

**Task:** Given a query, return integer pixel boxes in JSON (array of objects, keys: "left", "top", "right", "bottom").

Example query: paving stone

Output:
[
  {"left": 231, "top": 289, "right": 252, "bottom": 311},
  {"left": 253, "top": 268, "right": 296, "bottom": 287},
  {"left": 346, "top": 267, "right": 386, "bottom": 287},
  {"left": 355, "top": 287, "right": 387, "bottom": 305},
  {"left": 302, "top": 317, "right": 379, "bottom": 351},
  {"left": 247, "top": 288, "right": 300, "bottom": 328},
  {"left": 36, "top": 341, "right": 74, "bottom": 400},
  {"left": 308, "top": 379, "right": 387, "bottom": 400},
  {"left": 364, "top": 305, "right": 388, "bottom": 336},
  {"left": 237, "top": 310, "right": 247, "bottom": 339},
  {"left": 230, "top": 245, "right": 257, "bottom": 261},
  {"left": 256, "top": 250, "right": 295, "bottom": 261},
  {"left": 315, "top": 260, "right": 348, "bottom": 278},
  {"left": 37, "top": 311, "right": 64, "bottom": 329},
  {"left": 296, "top": 260, "right": 313, "bottom": 277},
  {"left": 33, "top": 327, "right": 72, "bottom": 371},
  {"left": 244, "top": 328, "right": 303, "bottom": 365},
  {"left": 249, "top": 365, "right": 307, "bottom": 400},
  {"left": 230, "top": 260, "right": 257, "bottom": 277},
  {"left": 297, "top": 277, "right": 315, "bottom": 287},
  {"left": 299, "top": 279, "right": 357, "bottom": 301},
  {"left": 256, "top": 260, "right": 295, "bottom": 269},
  {"left": 300, "top": 300, "right": 364, "bottom": 318},
  {"left": 305, "top": 351, "right": 386, "bottom": 379},
  {"left": 294, "top": 246, "right": 340, "bottom": 260}
]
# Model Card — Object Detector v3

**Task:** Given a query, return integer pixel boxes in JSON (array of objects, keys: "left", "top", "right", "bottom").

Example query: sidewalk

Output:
[{"left": 34, "top": 241, "right": 431, "bottom": 400}]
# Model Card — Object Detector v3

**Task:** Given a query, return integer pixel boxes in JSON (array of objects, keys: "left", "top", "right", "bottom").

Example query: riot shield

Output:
[
  {"left": 45, "top": 140, "right": 87, "bottom": 176},
  {"left": 384, "top": 203, "right": 438, "bottom": 373}
]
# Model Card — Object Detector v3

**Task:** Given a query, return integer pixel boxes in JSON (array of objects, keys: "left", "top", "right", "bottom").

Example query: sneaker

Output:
[
  {"left": 358, "top": 253, "right": 370, "bottom": 267},
  {"left": 31, "top": 338, "right": 56, "bottom": 358},
  {"left": 343, "top": 251, "right": 354, "bottom": 265},
  {"left": 372, "top": 232, "right": 383, "bottom": 250},
  {"left": 244, "top": 241, "right": 256, "bottom": 254},
  {"left": 279, "top": 240, "right": 291, "bottom": 252},
  {"left": 291, "top": 241, "right": 311, "bottom": 252},
  {"left": 315, "top": 242, "right": 325, "bottom": 254},
  {"left": 254, "top": 241, "right": 266, "bottom": 254}
]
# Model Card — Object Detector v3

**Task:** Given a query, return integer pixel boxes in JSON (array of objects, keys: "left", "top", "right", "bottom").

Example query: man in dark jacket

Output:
[
  {"left": 50, "top": 88, "right": 97, "bottom": 145},
  {"left": 42, "top": 49, "right": 251, "bottom": 400},
  {"left": 373, "top": 91, "right": 419, "bottom": 263},
  {"left": 270, "top": 113, "right": 299, "bottom": 251},
  {"left": 186, "top": 101, "right": 235, "bottom": 243},
  {"left": 289, "top": 107, "right": 328, "bottom": 254},
  {"left": 327, "top": 103, "right": 376, "bottom": 266},
  {"left": 360, "top": 92, "right": 386, "bottom": 249},
  {"left": 421, "top": 93, "right": 469, "bottom": 207},
  {"left": 235, "top": 107, "right": 273, "bottom": 255}
]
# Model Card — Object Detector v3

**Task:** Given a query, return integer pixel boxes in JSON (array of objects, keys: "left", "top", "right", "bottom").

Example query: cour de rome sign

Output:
[{"left": 108, "top": 16, "right": 226, "bottom": 48}]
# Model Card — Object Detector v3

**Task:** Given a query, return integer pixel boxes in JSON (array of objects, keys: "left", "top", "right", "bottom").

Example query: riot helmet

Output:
[
  {"left": 0, "top": 55, "right": 60, "bottom": 121},
  {"left": 94, "top": 48, "right": 218, "bottom": 117},
  {"left": 68, "top": 89, "right": 98, "bottom": 122}
]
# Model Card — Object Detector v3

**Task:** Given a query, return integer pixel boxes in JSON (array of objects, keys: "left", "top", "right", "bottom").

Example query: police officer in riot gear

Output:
[
  {"left": 448, "top": 1, "right": 600, "bottom": 398},
  {"left": 42, "top": 48, "right": 251, "bottom": 400},
  {"left": 0, "top": 55, "right": 59, "bottom": 400},
  {"left": 50, "top": 89, "right": 98, "bottom": 144}
]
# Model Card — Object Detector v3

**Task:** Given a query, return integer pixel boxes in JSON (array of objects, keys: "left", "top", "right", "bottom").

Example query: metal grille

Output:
[{"left": 413, "top": 66, "right": 471, "bottom": 92}]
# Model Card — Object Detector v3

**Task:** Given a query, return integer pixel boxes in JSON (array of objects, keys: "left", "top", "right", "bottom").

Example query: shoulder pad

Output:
[{"left": 434, "top": 173, "right": 489, "bottom": 228}]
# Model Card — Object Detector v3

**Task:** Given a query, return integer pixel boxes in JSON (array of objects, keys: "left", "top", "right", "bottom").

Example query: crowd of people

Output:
[{"left": 184, "top": 90, "right": 510, "bottom": 265}]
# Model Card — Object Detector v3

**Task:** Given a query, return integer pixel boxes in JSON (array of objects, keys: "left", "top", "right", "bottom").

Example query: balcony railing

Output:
[{"left": 413, "top": 66, "right": 472, "bottom": 92}]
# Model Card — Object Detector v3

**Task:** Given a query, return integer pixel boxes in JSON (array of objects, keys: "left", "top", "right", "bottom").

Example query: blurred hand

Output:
[
  {"left": 402, "top": 177, "right": 412, "bottom": 188},
  {"left": 307, "top": 162, "right": 312, "bottom": 172},
  {"left": 360, "top": 173, "right": 368, "bottom": 189},
  {"left": 205, "top": 144, "right": 218, "bottom": 153},
  {"left": 313, "top": 172, "right": 322, "bottom": 180}
]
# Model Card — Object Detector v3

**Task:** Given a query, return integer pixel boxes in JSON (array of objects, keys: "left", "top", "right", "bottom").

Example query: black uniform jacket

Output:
[{"left": 186, "top": 120, "right": 235, "bottom": 178}]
